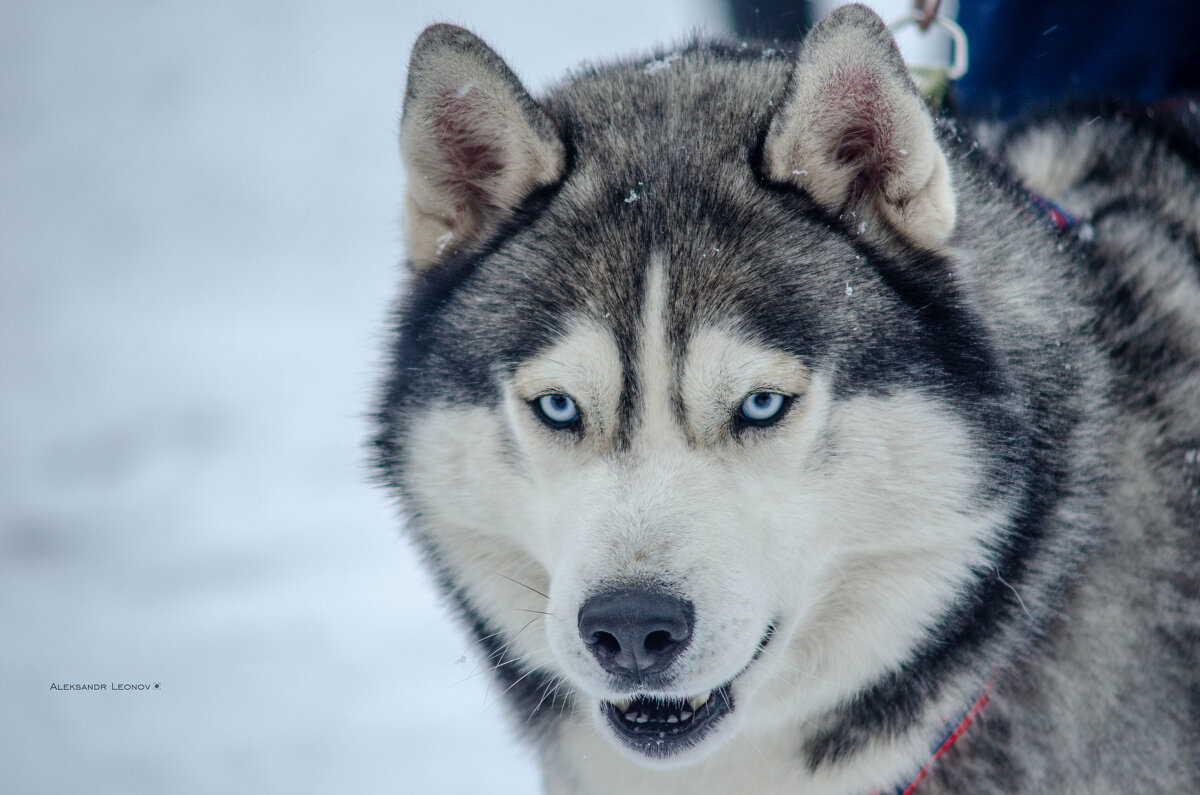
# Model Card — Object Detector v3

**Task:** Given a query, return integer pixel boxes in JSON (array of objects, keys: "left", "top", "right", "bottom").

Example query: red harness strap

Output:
[
  {"left": 889, "top": 682, "right": 993, "bottom": 795},
  {"left": 1027, "top": 190, "right": 1077, "bottom": 231}
]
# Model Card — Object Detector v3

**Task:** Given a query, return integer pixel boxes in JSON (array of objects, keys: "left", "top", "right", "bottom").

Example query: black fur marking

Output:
[
  {"left": 845, "top": 246, "right": 1011, "bottom": 396},
  {"left": 372, "top": 148, "right": 576, "bottom": 477},
  {"left": 805, "top": 315, "right": 1085, "bottom": 769},
  {"left": 1085, "top": 199, "right": 1200, "bottom": 410},
  {"left": 453, "top": 582, "right": 572, "bottom": 736},
  {"left": 997, "top": 99, "right": 1200, "bottom": 179},
  {"left": 807, "top": 406, "right": 1079, "bottom": 767}
]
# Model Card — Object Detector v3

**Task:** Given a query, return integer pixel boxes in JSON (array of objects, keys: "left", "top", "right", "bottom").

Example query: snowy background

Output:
[
  {"left": 1, "top": 2, "right": 718, "bottom": 792},
  {"left": 1, "top": 1, "right": 949, "bottom": 792}
]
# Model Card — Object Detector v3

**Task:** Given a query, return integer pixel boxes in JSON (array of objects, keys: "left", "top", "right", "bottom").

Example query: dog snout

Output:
[{"left": 577, "top": 588, "right": 694, "bottom": 680}]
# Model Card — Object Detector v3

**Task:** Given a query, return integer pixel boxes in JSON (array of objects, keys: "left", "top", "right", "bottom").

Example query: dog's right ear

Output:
[
  {"left": 762, "top": 4, "right": 955, "bottom": 251},
  {"left": 401, "top": 25, "right": 566, "bottom": 270}
]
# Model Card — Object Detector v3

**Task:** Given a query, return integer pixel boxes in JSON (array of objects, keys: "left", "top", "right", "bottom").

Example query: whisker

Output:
[
  {"left": 501, "top": 666, "right": 541, "bottom": 698},
  {"left": 765, "top": 669, "right": 825, "bottom": 732},
  {"left": 495, "top": 572, "right": 550, "bottom": 600},
  {"left": 754, "top": 644, "right": 838, "bottom": 687},
  {"left": 529, "top": 674, "right": 568, "bottom": 721},
  {"left": 827, "top": 557, "right": 862, "bottom": 613},
  {"left": 509, "top": 615, "right": 542, "bottom": 642},
  {"left": 548, "top": 680, "right": 569, "bottom": 713},
  {"left": 451, "top": 617, "right": 544, "bottom": 687},
  {"left": 489, "top": 647, "right": 550, "bottom": 674},
  {"left": 491, "top": 655, "right": 553, "bottom": 711},
  {"left": 737, "top": 717, "right": 771, "bottom": 763},
  {"left": 996, "top": 569, "right": 1034, "bottom": 621}
]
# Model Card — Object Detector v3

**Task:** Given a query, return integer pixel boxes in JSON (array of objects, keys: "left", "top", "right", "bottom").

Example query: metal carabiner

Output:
[{"left": 890, "top": 9, "right": 970, "bottom": 80}]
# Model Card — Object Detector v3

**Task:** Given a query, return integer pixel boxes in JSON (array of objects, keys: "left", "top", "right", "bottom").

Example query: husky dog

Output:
[{"left": 374, "top": 5, "right": 1199, "bottom": 792}]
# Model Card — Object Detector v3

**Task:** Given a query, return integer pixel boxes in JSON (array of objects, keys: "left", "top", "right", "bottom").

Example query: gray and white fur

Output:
[{"left": 373, "top": 5, "right": 1200, "bottom": 792}]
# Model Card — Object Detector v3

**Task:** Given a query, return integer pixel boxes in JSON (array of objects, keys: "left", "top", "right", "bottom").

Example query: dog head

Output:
[{"left": 379, "top": 4, "right": 1018, "bottom": 768}]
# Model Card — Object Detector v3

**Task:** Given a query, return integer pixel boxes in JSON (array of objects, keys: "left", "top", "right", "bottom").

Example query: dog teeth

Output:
[{"left": 611, "top": 693, "right": 711, "bottom": 727}]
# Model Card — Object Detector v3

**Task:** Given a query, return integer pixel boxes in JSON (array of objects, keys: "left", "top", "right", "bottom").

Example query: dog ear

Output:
[
  {"left": 762, "top": 4, "right": 955, "bottom": 250},
  {"left": 400, "top": 25, "right": 566, "bottom": 270}
]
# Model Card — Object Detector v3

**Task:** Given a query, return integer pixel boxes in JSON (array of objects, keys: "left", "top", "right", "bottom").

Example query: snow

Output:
[
  {"left": 0, "top": 1, "right": 713, "bottom": 792},
  {"left": 643, "top": 53, "right": 681, "bottom": 74}
]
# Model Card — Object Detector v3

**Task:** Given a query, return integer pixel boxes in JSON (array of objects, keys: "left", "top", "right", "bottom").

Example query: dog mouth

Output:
[
  {"left": 601, "top": 684, "right": 733, "bottom": 758},
  {"left": 595, "top": 623, "right": 775, "bottom": 758}
]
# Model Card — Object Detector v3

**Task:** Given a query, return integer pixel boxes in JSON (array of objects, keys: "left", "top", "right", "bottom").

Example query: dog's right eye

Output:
[
  {"left": 739, "top": 391, "right": 788, "bottom": 423},
  {"left": 533, "top": 393, "right": 580, "bottom": 428}
]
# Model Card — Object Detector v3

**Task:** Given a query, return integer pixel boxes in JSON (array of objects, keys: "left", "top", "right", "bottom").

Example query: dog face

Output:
[
  {"left": 398, "top": 263, "right": 996, "bottom": 764},
  {"left": 381, "top": 5, "right": 1016, "bottom": 767}
]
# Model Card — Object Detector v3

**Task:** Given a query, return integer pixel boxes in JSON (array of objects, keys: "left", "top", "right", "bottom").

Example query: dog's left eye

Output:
[
  {"left": 534, "top": 393, "right": 580, "bottom": 427},
  {"left": 739, "top": 392, "right": 788, "bottom": 424}
]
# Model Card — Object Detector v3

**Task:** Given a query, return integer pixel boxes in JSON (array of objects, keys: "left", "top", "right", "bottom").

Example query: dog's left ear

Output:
[{"left": 762, "top": 4, "right": 955, "bottom": 250}]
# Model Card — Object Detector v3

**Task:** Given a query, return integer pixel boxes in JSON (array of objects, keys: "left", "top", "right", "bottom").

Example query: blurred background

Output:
[
  {"left": 1, "top": 2, "right": 722, "bottom": 792},
  {"left": 8, "top": 1, "right": 1188, "bottom": 792}
]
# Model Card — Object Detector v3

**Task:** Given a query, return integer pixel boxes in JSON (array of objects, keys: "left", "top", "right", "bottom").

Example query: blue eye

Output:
[
  {"left": 535, "top": 393, "right": 579, "bottom": 426},
  {"left": 739, "top": 392, "right": 787, "bottom": 424}
]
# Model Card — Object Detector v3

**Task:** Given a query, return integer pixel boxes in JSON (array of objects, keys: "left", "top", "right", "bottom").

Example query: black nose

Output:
[{"left": 577, "top": 589, "right": 694, "bottom": 679}]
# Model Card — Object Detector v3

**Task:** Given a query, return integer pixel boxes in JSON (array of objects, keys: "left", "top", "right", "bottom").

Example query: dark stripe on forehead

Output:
[
  {"left": 615, "top": 323, "right": 640, "bottom": 453},
  {"left": 598, "top": 251, "right": 711, "bottom": 453},
  {"left": 665, "top": 258, "right": 716, "bottom": 448},
  {"left": 614, "top": 256, "right": 660, "bottom": 452}
]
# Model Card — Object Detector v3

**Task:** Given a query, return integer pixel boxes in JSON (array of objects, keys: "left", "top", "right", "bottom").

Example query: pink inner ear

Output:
[
  {"left": 431, "top": 84, "right": 506, "bottom": 209},
  {"left": 819, "top": 63, "right": 897, "bottom": 199}
]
